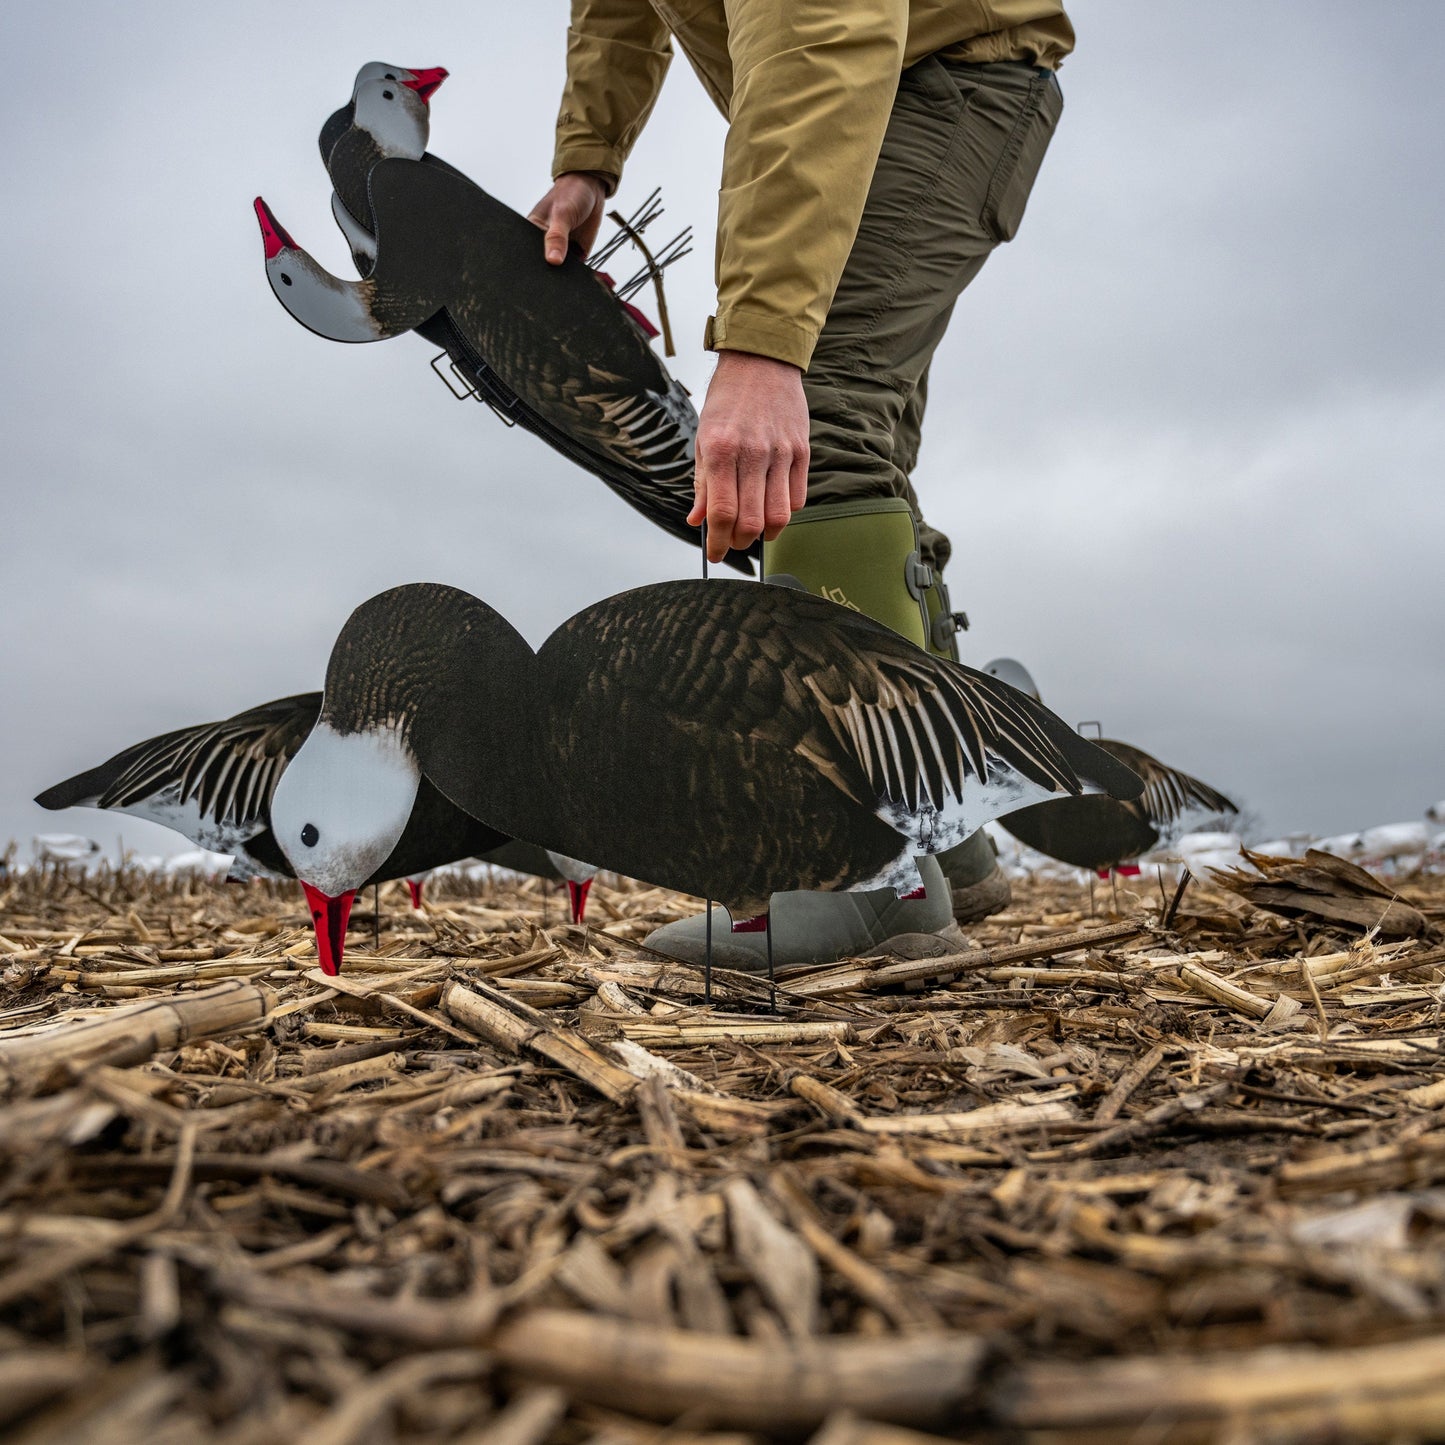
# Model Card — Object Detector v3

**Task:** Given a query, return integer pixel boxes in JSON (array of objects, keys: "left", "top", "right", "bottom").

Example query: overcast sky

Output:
[{"left": 2, "top": 2, "right": 1441, "bottom": 863}]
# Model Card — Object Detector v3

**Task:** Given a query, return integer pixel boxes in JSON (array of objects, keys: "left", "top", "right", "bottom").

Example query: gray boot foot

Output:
[
  {"left": 644, "top": 856, "right": 954, "bottom": 973},
  {"left": 862, "top": 921, "right": 971, "bottom": 959},
  {"left": 936, "top": 829, "right": 1012, "bottom": 924}
]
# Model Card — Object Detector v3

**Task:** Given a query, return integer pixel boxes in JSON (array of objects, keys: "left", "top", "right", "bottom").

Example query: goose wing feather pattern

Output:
[
  {"left": 528, "top": 582, "right": 1144, "bottom": 903},
  {"left": 1096, "top": 738, "right": 1239, "bottom": 831},
  {"left": 35, "top": 694, "right": 322, "bottom": 877}
]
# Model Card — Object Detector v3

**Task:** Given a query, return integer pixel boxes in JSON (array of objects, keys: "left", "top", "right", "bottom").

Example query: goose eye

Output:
[
  {"left": 382, "top": 89, "right": 395, "bottom": 100},
  {"left": 384, "top": 73, "right": 397, "bottom": 80},
  {"left": 300, "top": 824, "right": 319, "bottom": 847},
  {"left": 280, "top": 273, "right": 292, "bottom": 286}
]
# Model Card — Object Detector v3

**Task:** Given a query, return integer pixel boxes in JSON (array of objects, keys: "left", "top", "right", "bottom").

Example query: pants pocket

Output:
[
  {"left": 981, "top": 74, "right": 1062, "bottom": 243},
  {"left": 902, "top": 53, "right": 977, "bottom": 116}
]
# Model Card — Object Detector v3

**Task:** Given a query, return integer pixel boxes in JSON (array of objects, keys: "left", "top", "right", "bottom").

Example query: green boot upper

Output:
[{"left": 763, "top": 497, "right": 929, "bottom": 648}]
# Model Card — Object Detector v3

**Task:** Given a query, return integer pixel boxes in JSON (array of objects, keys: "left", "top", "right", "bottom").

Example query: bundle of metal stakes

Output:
[{"left": 2, "top": 858, "right": 1444, "bottom": 1442}]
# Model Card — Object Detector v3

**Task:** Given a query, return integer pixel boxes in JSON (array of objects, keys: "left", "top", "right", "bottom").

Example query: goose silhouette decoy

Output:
[
  {"left": 316, "top": 62, "right": 452, "bottom": 275},
  {"left": 33, "top": 834, "right": 101, "bottom": 866},
  {"left": 256, "top": 70, "right": 745, "bottom": 571},
  {"left": 315, "top": 64, "right": 660, "bottom": 339},
  {"left": 981, "top": 659, "right": 1238, "bottom": 875},
  {"left": 268, "top": 582, "right": 1144, "bottom": 974},
  {"left": 36, "top": 694, "right": 325, "bottom": 882},
  {"left": 34, "top": 692, "right": 514, "bottom": 971}
]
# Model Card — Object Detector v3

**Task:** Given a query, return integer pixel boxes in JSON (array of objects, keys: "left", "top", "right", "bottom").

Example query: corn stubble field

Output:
[{"left": 1, "top": 853, "right": 1444, "bottom": 1444}]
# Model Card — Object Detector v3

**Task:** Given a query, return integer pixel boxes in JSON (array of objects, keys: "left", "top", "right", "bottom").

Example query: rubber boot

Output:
[
  {"left": 935, "top": 827, "right": 1012, "bottom": 924},
  {"left": 922, "top": 572, "right": 968, "bottom": 662},
  {"left": 644, "top": 854, "right": 965, "bottom": 974},
  {"left": 925, "top": 591, "right": 1013, "bottom": 922},
  {"left": 762, "top": 497, "right": 931, "bottom": 646}
]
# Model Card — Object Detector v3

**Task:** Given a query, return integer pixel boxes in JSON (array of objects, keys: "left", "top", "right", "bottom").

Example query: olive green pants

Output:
[{"left": 804, "top": 58, "right": 1063, "bottom": 574}]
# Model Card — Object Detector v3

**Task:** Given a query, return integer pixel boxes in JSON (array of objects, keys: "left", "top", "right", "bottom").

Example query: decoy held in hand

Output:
[
  {"left": 268, "top": 582, "right": 1144, "bottom": 974},
  {"left": 316, "top": 63, "right": 662, "bottom": 337},
  {"left": 981, "top": 659, "right": 1238, "bottom": 875},
  {"left": 34, "top": 692, "right": 514, "bottom": 972},
  {"left": 256, "top": 67, "right": 744, "bottom": 570}
]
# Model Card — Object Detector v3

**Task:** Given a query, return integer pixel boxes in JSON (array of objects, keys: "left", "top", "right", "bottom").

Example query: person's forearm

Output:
[{"left": 552, "top": 0, "right": 673, "bottom": 192}]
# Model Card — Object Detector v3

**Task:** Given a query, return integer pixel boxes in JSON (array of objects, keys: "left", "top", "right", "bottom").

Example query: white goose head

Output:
[
  {"left": 254, "top": 197, "right": 382, "bottom": 342},
  {"left": 321, "top": 64, "right": 447, "bottom": 166},
  {"left": 350, "top": 65, "right": 445, "bottom": 159},
  {"left": 351, "top": 62, "right": 448, "bottom": 104},
  {"left": 271, "top": 721, "right": 421, "bottom": 973}
]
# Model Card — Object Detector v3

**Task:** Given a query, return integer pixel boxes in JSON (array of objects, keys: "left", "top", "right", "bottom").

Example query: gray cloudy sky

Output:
[{"left": 2, "top": 2, "right": 1442, "bottom": 862}]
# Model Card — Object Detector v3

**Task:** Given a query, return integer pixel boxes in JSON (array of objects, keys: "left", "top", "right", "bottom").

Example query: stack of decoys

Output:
[
  {"left": 266, "top": 580, "right": 1144, "bottom": 982},
  {"left": 256, "top": 62, "right": 745, "bottom": 570},
  {"left": 981, "top": 659, "right": 1238, "bottom": 883}
]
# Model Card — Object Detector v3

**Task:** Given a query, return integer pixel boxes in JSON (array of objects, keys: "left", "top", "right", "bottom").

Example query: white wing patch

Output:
[
  {"left": 106, "top": 786, "right": 285, "bottom": 880},
  {"left": 577, "top": 368, "right": 696, "bottom": 484},
  {"left": 331, "top": 192, "right": 377, "bottom": 269},
  {"left": 805, "top": 656, "right": 1102, "bottom": 884}
]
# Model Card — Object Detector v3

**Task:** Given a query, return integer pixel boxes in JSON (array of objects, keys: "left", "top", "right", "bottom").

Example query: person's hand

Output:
[
  {"left": 690, "top": 350, "right": 809, "bottom": 564},
  {"left": 528, "top": 173, "right": 609, "bottom": 264}
]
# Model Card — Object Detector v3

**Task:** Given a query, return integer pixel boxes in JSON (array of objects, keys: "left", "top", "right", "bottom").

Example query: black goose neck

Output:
[{"left": 319, "top": 583, "right": 533, "bottom": 755}]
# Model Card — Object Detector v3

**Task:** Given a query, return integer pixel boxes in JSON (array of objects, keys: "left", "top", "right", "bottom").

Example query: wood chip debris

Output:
[{"left": 1, "top": 858, "right": 1444, "bottom": 1441}]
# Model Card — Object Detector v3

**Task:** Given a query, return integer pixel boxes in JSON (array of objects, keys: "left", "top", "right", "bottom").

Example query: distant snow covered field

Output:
[
  {"left": 986, "top": 804, "right": 1445, "bottom": 886},
  {"left": 8, "top": 803, "right": 1445, "bottom": 888}
]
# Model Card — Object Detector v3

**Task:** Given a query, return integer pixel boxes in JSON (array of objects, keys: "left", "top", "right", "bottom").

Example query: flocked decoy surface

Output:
[
  {"left": 256, "top": 63, "right": 747, "bottom": 570},
  {"left": 268, "top": 581, "right": 1144, "bottom": 970},
  {"left": 34, "top": 692, "right": 510, "bottom": 891}
]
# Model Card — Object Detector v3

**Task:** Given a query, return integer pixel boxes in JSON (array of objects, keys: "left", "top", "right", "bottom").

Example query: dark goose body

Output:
[
  {"left": 304, "top": 582, "right": 1144, "bottom": 915},
  {"left": 1000, "top": 738, "right": 1237, "bottom": 871},
  {"left": 35, "top": 692, "right": 509, "bottom": 884}
]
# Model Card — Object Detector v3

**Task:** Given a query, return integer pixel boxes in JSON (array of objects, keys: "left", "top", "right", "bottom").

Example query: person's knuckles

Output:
[
  {"left": 736, "top": 440, "right": 772, "bottom": 473},
  {"left": 700, "top": 429, "right": 742, "bottom": 462}
]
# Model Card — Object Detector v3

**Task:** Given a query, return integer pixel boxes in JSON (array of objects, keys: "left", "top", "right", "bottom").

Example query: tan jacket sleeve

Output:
[
  {"left": 552, "top": 0, "right": 673, "bottom": 193},
  {"left": 705, "top": 1, "right": 909, "bottom": 371}
]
